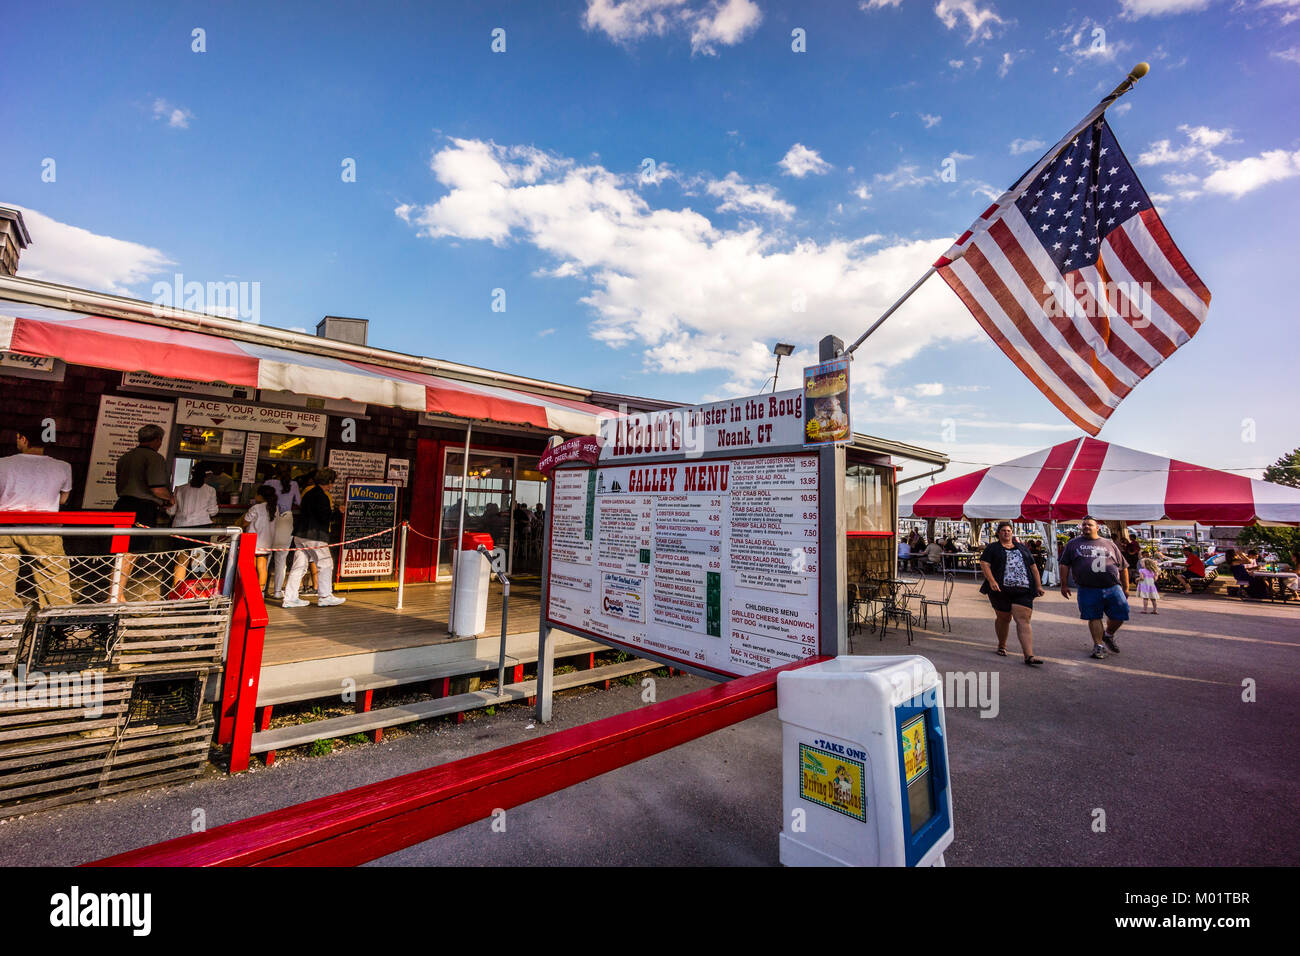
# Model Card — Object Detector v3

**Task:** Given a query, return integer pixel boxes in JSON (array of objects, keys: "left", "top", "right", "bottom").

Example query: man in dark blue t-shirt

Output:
[{"left": 1060, "top": 516, "right": 1129, "bottom": 660}]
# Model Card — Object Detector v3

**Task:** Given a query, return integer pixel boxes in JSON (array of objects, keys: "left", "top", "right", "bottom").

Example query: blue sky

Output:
[{"left": 3, "top": 0, "right": 1298, "bottom": 479}]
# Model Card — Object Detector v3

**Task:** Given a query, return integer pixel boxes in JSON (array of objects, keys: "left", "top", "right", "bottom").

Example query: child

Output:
[
  {"left": 1137, "top": 556, "right": 1160, "bottom": 614},
  {"left": 241, "top": 484, "right": 278, "bottom": 593}
]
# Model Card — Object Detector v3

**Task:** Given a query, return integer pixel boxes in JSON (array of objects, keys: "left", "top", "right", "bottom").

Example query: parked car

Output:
[{"left": 1158, "top": 537, "right": 1188, "bottom": 552}]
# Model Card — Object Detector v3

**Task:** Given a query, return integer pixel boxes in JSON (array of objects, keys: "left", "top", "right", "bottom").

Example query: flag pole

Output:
[{"left": 842, "top": 62, "right": 1151, "bottom": 358}]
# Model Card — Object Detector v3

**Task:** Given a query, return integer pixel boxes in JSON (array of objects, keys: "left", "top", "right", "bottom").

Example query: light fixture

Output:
[{"left": 772, "top": 343, "right": 796, "bottom": 392}]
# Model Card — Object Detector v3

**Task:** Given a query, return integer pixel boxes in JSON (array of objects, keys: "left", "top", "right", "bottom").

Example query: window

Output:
[{"left": 844, "top": 464, "right": 892, "bottom": 533}]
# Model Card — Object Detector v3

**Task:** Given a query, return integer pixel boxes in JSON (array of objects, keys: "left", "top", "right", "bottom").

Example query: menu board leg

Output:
[
  {"left": 536, "top": 470, "right": 557, "bottom": 723},
  {"left": 819, "top": 444, "right": 848, "bottom": 659},
  {"left": 536, "top": 625, "right": 557, "bottom": 723}
]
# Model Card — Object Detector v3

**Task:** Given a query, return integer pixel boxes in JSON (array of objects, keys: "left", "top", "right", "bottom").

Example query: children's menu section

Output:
[{"left": 545, "top": 453, "right": 820, "bottom": 677}]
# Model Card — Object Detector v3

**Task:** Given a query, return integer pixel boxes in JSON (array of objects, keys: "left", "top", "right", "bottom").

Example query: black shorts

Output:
[
  {"left": 989, "top": 589, "right": 1035, "bottom": 613},
  {"left": 113, "top": 496, "right": 159, "bottom": 554}
]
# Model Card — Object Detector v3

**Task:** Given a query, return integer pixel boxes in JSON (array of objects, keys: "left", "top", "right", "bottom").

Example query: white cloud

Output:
[
  {"left": 1161, "top": 171, "right": 1200, "bottom": 187},
  {"left": 1054, "top": 16, "right": 1132, "bottom": 69},
  {"left": 151, "top": 98, "right": 193, "bottom": 129},
  {"left": 1111, "top": 101, "right": 1132, "bottom": 115},
  {"left": 707, "top": 172, "right": 795, "bottom": 219},
  {"left": 397, "top": 138, "right": 984, "bottom": 395},
  {"left": 1274, "top": 46, "right": 1300, "bottom": 63},
  {"left": 11, "top": 205, "right": 174, "bottom": 295},
  {"left": 935, "top": 0, "right": 1007, "bottom": 43},
  {"left": 538, "top": 327, "right": 556, "bottom": 337},
  {"left": 874, "top": 163, "right": 931, "bottom": 189},
  {"left": 778, "top": 143, "right": 832, "bottom": 177},
  {"left": 914, "top": 382, "right": 945, "bottom": 397},
  {"left": 583, "top": 0, "right": 762, "bottom": 55},
  {"left": 1009, "top": 137, "right": 1046, "bottom": 156},
  {"left": 948, "top": 58, "right": 965, "bottom": 69},
  {"left": 1118, "top": 0, "right": 1212, "bottom": 17},
  {"left": 919, "top": 113, "right": 942, "bottom": 128},
  {"left": 854, "top": 183, "right": 873, "bottom": 201},
  {"left": 860, "top": 0, "right": 904, "bottom": 8},
  {"left": 996, "top": 50, "right": 1015, "bottom": 77},
  {"left": 1137, "top": 124, "right": 1237, "bottom": 165},
  {"left": 1202, "top": 149, "right": 1300, "bottom": 198}
]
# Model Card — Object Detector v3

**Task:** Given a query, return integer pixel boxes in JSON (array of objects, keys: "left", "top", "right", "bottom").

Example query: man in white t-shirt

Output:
[{"left": 0, "top": 424, "right": 74, "bottom": 608}]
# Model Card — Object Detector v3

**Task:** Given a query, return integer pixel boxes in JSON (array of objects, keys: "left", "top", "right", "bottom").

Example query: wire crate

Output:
[
  {"left": 125, "top": 673, "right": 204, "bottom": 729},
  {"left": 30, "top": 614, "right": 119, "bottom": 671}
]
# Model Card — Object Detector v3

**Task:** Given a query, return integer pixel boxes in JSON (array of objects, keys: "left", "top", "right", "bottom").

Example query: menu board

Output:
[
  {"left": 337, "top": 482, "right": 399, "bottom": 578},
  {"left": 83, "top": 395, "right": 175, "bottom": 509},
  {"left": 329, "top": 449, "right": 388, "bottom": 492},
  {"left": 545, "top": 453, "right": 820, "bottom": 677}
]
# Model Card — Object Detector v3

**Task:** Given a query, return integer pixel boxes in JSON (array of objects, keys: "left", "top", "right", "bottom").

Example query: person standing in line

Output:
[
  {"left": 168, "top": 465, "right": 219, "bottom": 589},
  {"left": 0, "top": 424, "right": 74, "bottom": 608},
  {"left": 282, "top": 468, "right": 345, "bottom": 608},
  {"left": 978, "top": 521, "right": 1045, "bottom": 666},
  {"left": 112, "top": 424, "right": 174, "bottom": 601},
  {"left": 241, "top": 484, "right": 278, "bottom": 592},
  {"left": 1060, "top": 516, "right": 1130, "bottom": 660},
  {"left": 266, "top": 463, "right": 302, "bottom": 598}
]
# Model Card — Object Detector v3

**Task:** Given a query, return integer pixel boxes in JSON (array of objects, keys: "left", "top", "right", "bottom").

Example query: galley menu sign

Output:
[{"left": 545, "top": 452, "right": 821, "bottom": 678}]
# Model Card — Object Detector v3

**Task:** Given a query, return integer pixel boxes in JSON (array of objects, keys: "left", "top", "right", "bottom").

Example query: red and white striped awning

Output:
[
  {"left": 0, "top": 302, "right": 607, "bottom": 435},
  {"left": 900, "top": 437, "right": 1300, "bottom": 525}
]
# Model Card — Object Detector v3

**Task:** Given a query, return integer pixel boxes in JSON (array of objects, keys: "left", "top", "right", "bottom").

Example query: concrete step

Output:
[{"left": 250, "top": 659, "right": 662, "bottom": 753}]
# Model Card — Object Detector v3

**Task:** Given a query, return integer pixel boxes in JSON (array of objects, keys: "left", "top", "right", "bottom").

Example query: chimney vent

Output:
[
  {"left": 0, "top": 207, "right": 31, "bottom": 278},
  {"left": 316, "top": 315, "right": 368, "bottom": 346}
]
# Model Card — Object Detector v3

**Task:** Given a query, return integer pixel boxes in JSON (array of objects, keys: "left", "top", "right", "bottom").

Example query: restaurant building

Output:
[{"left": 0, "top": 207, "right": 944, "bottom": 587}]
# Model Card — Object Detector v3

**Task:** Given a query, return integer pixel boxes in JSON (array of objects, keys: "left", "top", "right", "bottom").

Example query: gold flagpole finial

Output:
[{"left": 1106, "top": 62, "right": 1150, "bottom": 101}]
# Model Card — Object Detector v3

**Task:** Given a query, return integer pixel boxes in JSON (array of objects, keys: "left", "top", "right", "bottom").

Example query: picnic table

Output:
[{"left": 1250, "top": 570, "right": 1299, "bottom": 603}]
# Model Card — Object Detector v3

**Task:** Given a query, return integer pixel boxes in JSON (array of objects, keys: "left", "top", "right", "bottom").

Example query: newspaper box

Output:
[{"left": 778, "top": 656, "right": 954, "bottom": 867}]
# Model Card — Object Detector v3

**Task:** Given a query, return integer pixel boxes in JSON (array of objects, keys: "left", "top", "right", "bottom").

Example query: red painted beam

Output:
[{"left": 87, "top": 656, "right": 828, "bottom": 867}]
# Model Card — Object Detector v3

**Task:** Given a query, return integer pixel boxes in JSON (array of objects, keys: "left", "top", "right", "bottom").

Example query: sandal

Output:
[
  {"left": 996, "top": 647, "right": 1007, "bottom": 656},
  {"left": 1023, "top": 656, "right": 1043, "bottom": 667}
]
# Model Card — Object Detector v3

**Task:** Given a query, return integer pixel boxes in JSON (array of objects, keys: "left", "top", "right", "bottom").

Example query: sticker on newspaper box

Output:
[
  {"left": 901, "top": 716, "right": 929, "bottom": 784},
  {"left": 799, "top": 743, "right": 867, "bottom": 823}
]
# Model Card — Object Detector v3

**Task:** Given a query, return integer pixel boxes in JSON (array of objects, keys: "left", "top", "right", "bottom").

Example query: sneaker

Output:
[
  {"left": 272, "top": 590, "right": 284, "bottom": 599},
  {"left": 1091, "top": 644, "right": 1107, "bottom": 660},
  {"left": 317, "top": 594, "right": 347, "bottom": 607},
  {"left": 301, "top": 586, "right": 317, "bottom": 596},
  {"left": 1103, "top": 633, "right": 1121, "bottom": 654},
  {"left": 282, "top": 598, "right": 309, "bottom": 608}
]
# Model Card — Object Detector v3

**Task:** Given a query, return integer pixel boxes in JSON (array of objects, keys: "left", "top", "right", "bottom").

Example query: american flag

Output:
[{"left": 935, "top": 116, "right": 1211, "bottom": 435}]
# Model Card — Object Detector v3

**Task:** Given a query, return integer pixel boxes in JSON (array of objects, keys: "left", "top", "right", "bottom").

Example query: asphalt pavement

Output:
[{"left": 1, "top": 579, "right": 1296, "bottom": 866}]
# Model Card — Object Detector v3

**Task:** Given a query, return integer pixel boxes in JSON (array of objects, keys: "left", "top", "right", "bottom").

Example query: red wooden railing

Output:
[
  {"left": 88, "top": 655, "right": 827, "bottom": 866},
  {"left": 217, "top": 531, "right": 268, "bottom": 772}
]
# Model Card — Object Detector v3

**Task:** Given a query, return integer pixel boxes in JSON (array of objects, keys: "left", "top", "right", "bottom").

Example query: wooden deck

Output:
[{"left": 261, "top": 578, "right": 543, "bottom": 667}]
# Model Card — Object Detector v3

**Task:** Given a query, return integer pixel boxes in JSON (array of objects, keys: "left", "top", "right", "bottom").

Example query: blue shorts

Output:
[{"left": 1076, "top": 585, "right": 1130, "bottom": 622}]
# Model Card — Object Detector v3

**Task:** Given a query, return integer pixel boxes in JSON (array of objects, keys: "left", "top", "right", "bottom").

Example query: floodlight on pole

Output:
[{"left": 772, "top": 343, "right": 795, "bottom": 392}]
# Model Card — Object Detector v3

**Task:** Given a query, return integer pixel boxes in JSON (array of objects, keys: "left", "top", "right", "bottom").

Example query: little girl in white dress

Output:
[{"left": 1137, "top": 556, "right": 1160, "bottom": 614}]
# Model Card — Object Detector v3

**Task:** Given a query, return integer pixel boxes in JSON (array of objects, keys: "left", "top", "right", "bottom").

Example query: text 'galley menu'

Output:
[{"left": 545, "top": 455, "right": 820, "bottom": 676}]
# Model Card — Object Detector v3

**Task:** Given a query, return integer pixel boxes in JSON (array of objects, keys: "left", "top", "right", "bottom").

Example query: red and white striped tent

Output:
[
  {"left": 900, "top": 437, "right": 1300, "bottom": 526},
  {"left": 0, "top": 300, "right": 608, "bottom": 434}
]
